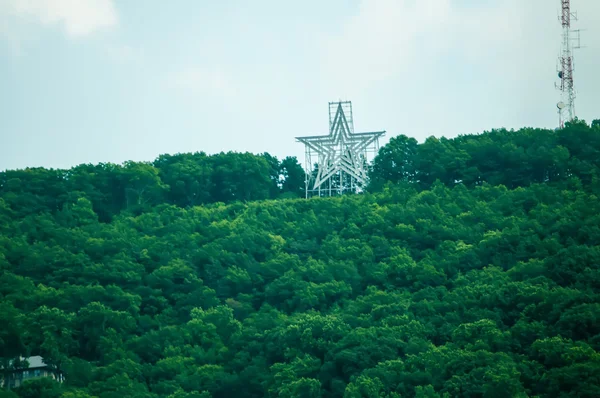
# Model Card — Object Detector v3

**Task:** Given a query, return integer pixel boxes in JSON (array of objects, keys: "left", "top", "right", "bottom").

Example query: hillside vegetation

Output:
[{"left": 1, "top": 119, "right": 600, "bottom": 397}]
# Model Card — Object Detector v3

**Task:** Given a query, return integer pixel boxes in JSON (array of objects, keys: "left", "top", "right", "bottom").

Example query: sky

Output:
[{"left": 1, "top": 0, "right": 599, "bottom": 171}]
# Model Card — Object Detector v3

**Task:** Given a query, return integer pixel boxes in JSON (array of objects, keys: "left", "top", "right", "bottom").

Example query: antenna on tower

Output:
[{"left": 555, "top": 0, "right": 583, "bottom": 129}]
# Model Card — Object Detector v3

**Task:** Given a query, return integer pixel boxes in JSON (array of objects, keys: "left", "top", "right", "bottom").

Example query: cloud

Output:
[{"left": 0, "top": 0, "right": 117, "bottom": 38}]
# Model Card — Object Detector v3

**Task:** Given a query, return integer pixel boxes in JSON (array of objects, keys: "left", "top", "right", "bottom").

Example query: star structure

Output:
[{"left": 296, "top": 102, "right": 385, "bottom": 192}]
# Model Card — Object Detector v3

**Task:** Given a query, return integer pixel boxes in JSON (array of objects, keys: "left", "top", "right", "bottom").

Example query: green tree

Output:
[{"left": 280, "top": 156, "right": 305, "bottom": 198}]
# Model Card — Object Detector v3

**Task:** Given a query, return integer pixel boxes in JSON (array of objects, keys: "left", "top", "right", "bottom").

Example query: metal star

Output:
[{"left": 296, "top": 102, "right": 385, "bottom": 192}]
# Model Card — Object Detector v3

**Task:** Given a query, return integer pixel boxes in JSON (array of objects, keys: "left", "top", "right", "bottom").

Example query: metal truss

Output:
[
  {"left": 296, "top": 101, "right": 385, "bottom": 198},
  {"left": 555, "top": 0, "right": 582, "bottom": 128}
]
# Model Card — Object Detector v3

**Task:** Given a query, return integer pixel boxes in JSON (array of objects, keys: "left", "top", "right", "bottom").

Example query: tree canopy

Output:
[{"left": 1, "top": 119, "right": 600, "bottom": 397}]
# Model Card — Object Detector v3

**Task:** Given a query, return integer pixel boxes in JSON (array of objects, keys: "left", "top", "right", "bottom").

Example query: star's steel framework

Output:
[{"left": 296, "top": 101, "right": 385, "bottom": 198}]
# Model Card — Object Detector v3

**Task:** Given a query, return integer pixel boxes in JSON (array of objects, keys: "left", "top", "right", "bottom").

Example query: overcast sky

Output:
[{"left": 1, "top": 0, "right": 599, "bottom": 171}]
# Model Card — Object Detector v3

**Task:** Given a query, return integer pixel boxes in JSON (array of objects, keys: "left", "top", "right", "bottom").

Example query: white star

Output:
[{"left": 296, "top": 102, "right": 385, "bottom": 192}]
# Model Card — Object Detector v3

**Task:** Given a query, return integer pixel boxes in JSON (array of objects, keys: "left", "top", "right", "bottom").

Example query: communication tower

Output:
[
  {"left": 296, "top": 101, "right": 385, "bottom": 198},
  {"left": 555, "top": 0, "right": 582, "bottom": 128}
]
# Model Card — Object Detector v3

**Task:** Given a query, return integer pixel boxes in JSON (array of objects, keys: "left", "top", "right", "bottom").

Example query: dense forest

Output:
[{"left": 1, "top": 119, "right": 600, "bottom": 397}]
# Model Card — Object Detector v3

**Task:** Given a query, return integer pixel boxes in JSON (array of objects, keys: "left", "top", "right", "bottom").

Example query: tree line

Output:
[
  {"left": 368, "top": 119, "right": 600, "bottom": 191},
  {"left": 2, "top": 119, "right": 599, "bottom": 224},
  {"left": 0, "top": 152, "right": 305, "bottom": 222}
]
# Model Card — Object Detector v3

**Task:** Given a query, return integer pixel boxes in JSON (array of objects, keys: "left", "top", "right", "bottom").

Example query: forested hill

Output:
[{"left": 1, "top": 119, "right": 600, "bottom": 398}]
